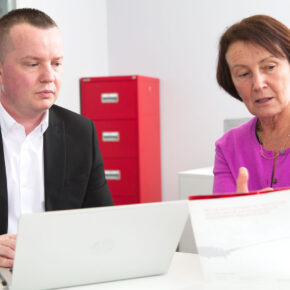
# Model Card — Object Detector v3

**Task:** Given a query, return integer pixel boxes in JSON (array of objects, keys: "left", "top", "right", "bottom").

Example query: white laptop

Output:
[{"left": 0, "top": 200, "right": 188, "bottom": 290}]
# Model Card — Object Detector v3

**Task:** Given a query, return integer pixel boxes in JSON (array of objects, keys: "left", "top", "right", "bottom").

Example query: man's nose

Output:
[{"left": 39, "top": 64, "right": 55, "bottom": 83}]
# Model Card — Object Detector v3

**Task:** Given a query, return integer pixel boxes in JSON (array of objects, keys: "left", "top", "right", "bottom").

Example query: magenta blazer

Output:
[{"left": 213, "top": 117, "right": 290, "bottom": 194}]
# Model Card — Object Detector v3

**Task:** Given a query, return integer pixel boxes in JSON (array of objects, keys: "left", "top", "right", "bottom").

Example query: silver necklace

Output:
[{"left": 259, "top": 133, "right": 290, "bottom": 160}]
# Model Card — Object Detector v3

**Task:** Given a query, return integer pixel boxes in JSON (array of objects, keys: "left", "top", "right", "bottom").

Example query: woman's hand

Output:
[
  {"left": 236, "top": 167, "right": 249, "bottom": 193},
  {"left": 236, "top": 167, "right": 273, "bottom": 193},
  {"left": 0, "top": 234, "right": 16, "bottom": 268}
]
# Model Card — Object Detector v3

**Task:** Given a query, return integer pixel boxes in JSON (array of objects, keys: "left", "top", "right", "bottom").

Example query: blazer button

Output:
[{"left": 272, "top": 178, "right": 277, "bottom": 184}]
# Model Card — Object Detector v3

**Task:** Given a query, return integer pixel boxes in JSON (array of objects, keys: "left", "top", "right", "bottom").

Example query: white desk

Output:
[
  {"left": 0, "top": 253, "right": 204, "bottom": 290},
  {"left": 69, "top": 252, "right": 290, "bottom": 290},
  {"left": 3, "top": 252, "right": 290, "bottom": 290},
  {"left": 178, "top": 167, "right": 214, "bottom": 199},
  {"left": 65, "top": 252, "right": 203, "bottom": 290},
  {"left": 178, "top": 167, "right": 214, "bottom": 253}
]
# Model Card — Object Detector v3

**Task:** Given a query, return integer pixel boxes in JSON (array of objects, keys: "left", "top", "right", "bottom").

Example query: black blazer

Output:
[{"left": 0, "top": 105, "right": 113, "bottom": 234}]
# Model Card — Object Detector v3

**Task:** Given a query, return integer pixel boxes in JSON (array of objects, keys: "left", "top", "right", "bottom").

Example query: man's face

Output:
[{"left": 0, "top": 23, "right": 63, "bottom": 119}]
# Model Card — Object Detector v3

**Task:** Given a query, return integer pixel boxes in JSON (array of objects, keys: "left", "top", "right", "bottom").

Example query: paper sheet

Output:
[{"left": 189, "top": 189, "right": 290, "bottom": 281}]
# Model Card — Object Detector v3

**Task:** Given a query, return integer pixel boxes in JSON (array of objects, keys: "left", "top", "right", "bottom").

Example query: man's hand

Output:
[{"left": 0, "top": 234, "right": 16, "bottom": 268}]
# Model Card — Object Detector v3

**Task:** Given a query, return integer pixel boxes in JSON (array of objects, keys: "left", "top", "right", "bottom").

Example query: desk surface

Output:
[
  {"left": 2, "top": 252, "right": 290, "bottom": 290},
  {"left": 69, "top": 252, "right": 290, "bottom": 290},
  {"left": 62, "top": 252, "right": 204, "bottom": 290},
  {"left": 0, "top": 253, "right": 202, "bottom": 290},
  {"left": 178, "top": 167, "right": 213, "bottom": 176}
]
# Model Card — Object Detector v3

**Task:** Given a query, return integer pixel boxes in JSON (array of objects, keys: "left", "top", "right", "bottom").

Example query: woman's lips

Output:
[{"left": 255, "top": 97, "right": 273, "bottom": 104}]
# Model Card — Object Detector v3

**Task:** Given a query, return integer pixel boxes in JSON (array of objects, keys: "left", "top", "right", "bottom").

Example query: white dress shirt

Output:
[{"left": 0, "top": 103, "right": 49, "bottom": 234}]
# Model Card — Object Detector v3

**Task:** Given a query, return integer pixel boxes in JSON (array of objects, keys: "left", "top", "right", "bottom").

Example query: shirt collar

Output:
[
  {"left": 0, "top": 102, "right": 49, "bottom": 135},
  {"left": 0, "top": 102, "right": 17, "bottom": 135},
  {"left": 40, "top": 110, "right": 49, "bottom": 134}
]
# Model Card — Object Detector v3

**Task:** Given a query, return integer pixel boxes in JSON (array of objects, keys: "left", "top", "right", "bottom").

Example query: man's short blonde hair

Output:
[{"left": 0, "top": 8, "right": 57, "bottom": 62}]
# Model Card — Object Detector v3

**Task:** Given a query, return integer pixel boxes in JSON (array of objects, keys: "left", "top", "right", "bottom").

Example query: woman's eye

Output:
[
  {"left": 238, "top": 72, "right": 249, "bottom": 78},
  {"left": 265, "top": 64, "right": 275, "bottom": 70}
]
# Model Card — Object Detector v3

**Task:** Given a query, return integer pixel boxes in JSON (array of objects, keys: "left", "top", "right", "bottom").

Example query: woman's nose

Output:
[{"left": 252, "top": 72, "right": 267, "bottom": 91}]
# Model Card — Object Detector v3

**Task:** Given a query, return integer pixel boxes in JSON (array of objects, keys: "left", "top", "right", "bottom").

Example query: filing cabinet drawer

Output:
[
  {"left": 111, "top": 195, "right": 139, "bottom": 205},
  {"left": 81, "top": 75, "right": 161, "bottom": 206},
  {"left": 104, "top": 159, "right": 138, "bottom": 197},
  {"left": 94, "top": 120, "right": 137, "bottom": 158},
  {"left": 81, "top": 79, "right": 137, "bottom": 120}
]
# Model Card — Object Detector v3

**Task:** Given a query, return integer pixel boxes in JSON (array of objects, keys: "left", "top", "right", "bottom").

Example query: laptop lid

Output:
[{"left": 8, "top": 200, "right": 188, "bottom": 290}]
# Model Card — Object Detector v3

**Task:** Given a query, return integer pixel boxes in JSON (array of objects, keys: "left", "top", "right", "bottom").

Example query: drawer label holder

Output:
[
  {"left": 101, "top": 93, "right": 119, "bottom": 103},
  {"left": 102, "top": 132, "right": 120, "bottom": 142},
  {"left": 105, "top": 170, "right": 121, "bottom": 180}
]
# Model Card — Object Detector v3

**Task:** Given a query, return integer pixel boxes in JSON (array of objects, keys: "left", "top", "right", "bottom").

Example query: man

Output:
[{"left": 0, "top": 8, "right": 113, "bottom": 267}]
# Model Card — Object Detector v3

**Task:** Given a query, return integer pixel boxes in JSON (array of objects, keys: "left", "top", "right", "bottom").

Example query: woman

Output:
[{"left": 213, "top": 15, "right": 290, "bottom": 194}]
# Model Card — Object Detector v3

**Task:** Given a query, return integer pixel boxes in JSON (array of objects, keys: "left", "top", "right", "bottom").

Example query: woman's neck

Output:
[
  {"left": 257, "top": 107, "right": 290, "bottom": 152},
  {"left": 258, "top": 105, "right": 290, "bottom": 135}
]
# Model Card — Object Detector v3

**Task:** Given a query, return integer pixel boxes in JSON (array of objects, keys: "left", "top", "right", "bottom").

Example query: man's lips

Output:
[
  {"left": 255, "top": 97, "right": 273, "bottom": 104},
  {"left": 37, "top": 90, "right": 54, "bottom": 94},
  {"left": 36, "top": 90, "right": 55, "bottom": 97}
]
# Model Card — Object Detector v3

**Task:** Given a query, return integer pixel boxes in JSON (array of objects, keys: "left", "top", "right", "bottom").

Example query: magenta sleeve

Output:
[{"left": 213, "top": 142, "right": 236, "bottom": 194}]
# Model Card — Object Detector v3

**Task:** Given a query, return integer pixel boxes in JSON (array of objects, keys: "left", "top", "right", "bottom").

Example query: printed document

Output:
[{"left": 189, "top": 189, "right": 290, "bottom": 282}]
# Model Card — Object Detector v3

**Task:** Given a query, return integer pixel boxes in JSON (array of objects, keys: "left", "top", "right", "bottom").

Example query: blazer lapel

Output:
[
  {"left": 43, "top": 111, "right": 66, "bottom": 211},
  {"left": 0, "top": 129, "right": 8, "bottom": 234}
]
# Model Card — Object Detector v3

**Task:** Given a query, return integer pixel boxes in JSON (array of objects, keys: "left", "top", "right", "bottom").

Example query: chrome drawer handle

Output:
[
  {"left": 101, "top": 93, "right": 119, "bottom": 103},
  {"left": 105, "top": 170, "right": 121, "bottom": 180},
  {"left": 102, "top": 132, "right": 120, "bottom": 142}
]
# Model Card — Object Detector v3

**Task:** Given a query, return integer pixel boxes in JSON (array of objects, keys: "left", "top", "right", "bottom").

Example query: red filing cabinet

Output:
[{"left": 80, "top": 75, "right": 162, "bottom": 205}]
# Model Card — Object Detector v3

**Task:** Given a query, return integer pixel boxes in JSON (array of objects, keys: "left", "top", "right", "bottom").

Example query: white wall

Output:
[
  {"left": 12, "top": 1, "right": 290, "bottom": 202},
  {"left": 16, "top": 0, "right": 109, "bottom": 113},
  {"left": 106, "top": 0, "right": 290, "bottom": 201}
]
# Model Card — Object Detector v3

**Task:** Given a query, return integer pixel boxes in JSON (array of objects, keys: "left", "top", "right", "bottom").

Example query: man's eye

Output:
[
  {"left": 53, "top": 62, "right": 62, "bottom": 67},
  {"left": 27, "top": 63, "right": 38, "bottom": 67}
]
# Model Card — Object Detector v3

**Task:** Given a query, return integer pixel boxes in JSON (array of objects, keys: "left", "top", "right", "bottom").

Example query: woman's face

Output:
[{"left": 226, "top": 41, "right": 290, "bottom": 119}]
